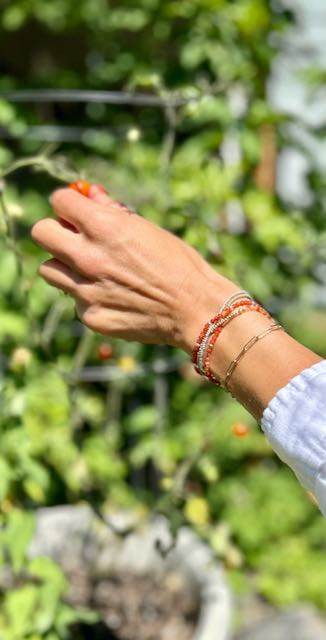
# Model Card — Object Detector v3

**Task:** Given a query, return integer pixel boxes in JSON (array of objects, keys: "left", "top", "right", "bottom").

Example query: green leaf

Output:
[
  {"left": 34, "top": 584, "right": 61, "bottom": 634},
  {"left": 23, "top": 460, "right": 50, "bottom": 503},
  {"left": 127, "top": 406, "right": 159, "bottom": 433},
  {"left": 4, "top": 584, "right": 38, "bottom": 634},
  {"left": 28, "top": 557, "right": 67, "bottom": 592},
  {"left": 0, "top": 456, "right": 12, "bottom": 501},
  {"left": 4, "top": 509, "right": 35, "bottom": 573},
  {"left": 0, "top": 311, "right": 27, "bottom": 341},
  {"left": 0, "top": 250, "right": 18, "bottom": 295},
  {"left": 0, "top": 100, "right": 16, "bottom": 125},
  {"left": 55, "top": 604, "right": 98, "bottom": 634}
]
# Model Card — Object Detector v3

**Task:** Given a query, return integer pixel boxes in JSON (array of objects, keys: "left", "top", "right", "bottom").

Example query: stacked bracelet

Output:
[
  {"left": 192, "top": 290, "right": 252, "bottom": 373},
  {"left": 196, "top": 291, "right": 253, "bottom": 375},
  {"left": 219, "top": 289, "right": 252, "bottom": 315},
  {"left": 192, "top": 290, "right": 274, "bottom": 387},
  {"left": 203, "top": 303, "right": 271, "bottom": 385}
]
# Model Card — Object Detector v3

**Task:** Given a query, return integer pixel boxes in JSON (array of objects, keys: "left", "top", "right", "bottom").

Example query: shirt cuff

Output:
[{"left": 261, "top": 359, "right": 326, "bottom": 494}]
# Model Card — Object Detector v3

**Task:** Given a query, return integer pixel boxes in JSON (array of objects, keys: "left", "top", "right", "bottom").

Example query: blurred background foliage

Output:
[{"left": 0, "top": 0, "right": 326, "bottom": 637}]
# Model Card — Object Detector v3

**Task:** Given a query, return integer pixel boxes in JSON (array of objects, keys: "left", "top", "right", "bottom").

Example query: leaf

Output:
[
  {"left": 23, "top": 460, "right": 50, "bottom": 503},
  {"left": 55, "top": 604, "right": 98, "bottom": 634},
  {"left": 0, "top": 251, "right": 17, "bottom": 294},
  {"left": 28, "top": 557, "right": 67, "bottom": 592},
  {"left": 4, "top": 509, "right": 35, "bottom": 573},
  {"left": 127, "top": 406, "right": 159, "bottom": 433},
  {"left": 198, "top": 455, "right": 219, "bottom": 483},
  {"left": 4, "top": 585, "right": 38, "bottom": 635},
  {"left": 0, "top": 456, "right": 12, "bottom": 501},
  {"left": 183, "top": 96, "right": 232, "bottom": 126},
  {"left": 184, "top": 497, "right": 210, "bottom": 526},
  {"left": 34, "top": 584, "right": 62, "bottom": 634},
  {"left": 0, "top": 311, "right": 27, "bottom": 341},
  {"left": 0, "top": 100, "right": 17, "bottom": 125}
]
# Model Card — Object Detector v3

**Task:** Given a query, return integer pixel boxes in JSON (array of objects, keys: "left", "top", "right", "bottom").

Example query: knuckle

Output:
[
  {"left": 92, "top": 205, "right": 116, "bottom": 229},
  {"left": 85, "top": 215, "right": 106, "bottom": 241},
  {"left": 76, "top": 284, "right": 96, "bottom": 305},
  {"left": 109, "top": 210, "right": 125, "bottom": 232},
  {"left": 76, "top": 241, "right": 104, "bottom": 278},
  {"left": 76, "top": 257, "right": 98, "bottom": 280},
  {"left": 84, "top": 208, "right": 129, "bottom": 248},
  {"left": 107, "top": 217, "right": 129, "bottom": 249},
  {"left": 81, "top": 310, "right": 104, "bottom": 334}
]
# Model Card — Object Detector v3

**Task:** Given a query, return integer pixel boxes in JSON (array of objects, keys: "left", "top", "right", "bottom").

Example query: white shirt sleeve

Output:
[{"left": 261, "top": 359, "right": 326, "bottom": 517}]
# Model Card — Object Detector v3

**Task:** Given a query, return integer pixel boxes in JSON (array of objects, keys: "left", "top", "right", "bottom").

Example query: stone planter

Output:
[{"left": 29, "top": 506, "right": 232, "bottom": 640}]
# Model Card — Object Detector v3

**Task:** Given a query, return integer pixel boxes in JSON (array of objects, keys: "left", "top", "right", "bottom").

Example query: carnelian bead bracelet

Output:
[
  {"left": 192, "top": 293, "right": 253, "bottom": 372},
  {"left": 196, "top": 298, "right": 253, "bottom": 374},
  {"left": 192, "top": 292, "right": 272, "bottom": 387},
  {"left": 192, "top": 291, "right": 252, "bottom": 369},
  {"left": 203, "top": 303, "right": 271, "bottom": 385}
]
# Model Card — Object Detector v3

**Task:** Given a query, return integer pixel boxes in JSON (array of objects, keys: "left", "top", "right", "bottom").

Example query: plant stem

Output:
[
  {"left": 41, "top": 295, "right": 70, "bottom": 352},
  {"left": 0, "top": 192, "right": 41, "bottom": 345},
  {"left": 0, "top": 156, "right": 48, "bottom": 179}
]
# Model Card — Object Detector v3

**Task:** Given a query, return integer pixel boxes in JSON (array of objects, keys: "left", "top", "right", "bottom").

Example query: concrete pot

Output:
[{"left": 29, "top": 506, "right": 232, "bottom": 640}]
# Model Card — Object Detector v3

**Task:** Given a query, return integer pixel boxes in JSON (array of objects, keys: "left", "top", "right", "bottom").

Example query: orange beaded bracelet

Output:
[
  {"left": 192, "top": 294, "right": 253, "bottom": 371},
  {"left": 203, "top": 303, "right": 271, "bottom": 385}
]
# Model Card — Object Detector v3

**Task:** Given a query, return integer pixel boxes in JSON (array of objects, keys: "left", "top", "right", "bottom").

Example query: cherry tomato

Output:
[
  {"left": 231, "top": 422, "right": 249, "bottom": 438},
  {"left": 69, "top": 180, "right": 91, "bottom": 197},
  {"left": 97, "top": 343, "right": 113, "bottom": 360}
]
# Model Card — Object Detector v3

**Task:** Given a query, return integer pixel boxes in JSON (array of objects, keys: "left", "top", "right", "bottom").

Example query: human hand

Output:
[{"left": 31, "top": 187, "right": 235, "bottom": 353}]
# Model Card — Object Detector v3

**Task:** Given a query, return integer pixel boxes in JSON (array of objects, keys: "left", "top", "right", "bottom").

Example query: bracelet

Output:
[
  {"left": 192, "top": 291, "right": 252, "bottom": 365},
  {"left": 203, "top": 303, "right": 271, "bottom": 385},
  {"left": 196, "top": 298, "right": 253, "bottom": 374},
  {"left": 192, "top": 290, "right": 252, "bottom": 372},
  {"left": 219, "top": 289, "right": 252, "bottom": 315},
  {"left": 222, "top": 323, "right": 284, "bottom": 391}
]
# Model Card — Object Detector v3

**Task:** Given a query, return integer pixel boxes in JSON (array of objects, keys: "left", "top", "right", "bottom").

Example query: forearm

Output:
[{"left": 179, "top": 275, "right": 323, "bottom": 422}]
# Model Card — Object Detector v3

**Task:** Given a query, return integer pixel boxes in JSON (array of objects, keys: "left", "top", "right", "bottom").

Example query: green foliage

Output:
[
  {"left": 0, "top": 0, "right": 325, "bottom": 636},
  {"left": 0, "top": 512, "right": 97, "bottom": 639}
]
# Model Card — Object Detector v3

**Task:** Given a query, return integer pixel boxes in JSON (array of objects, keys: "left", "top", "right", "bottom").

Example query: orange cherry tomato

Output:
[
  {"left": 69, "top": 180, "right": 91, "bottom": 197},
  {"left": 97, "top": 343, "right": 113, "bottom": 361},
  {"left": 231, "top": 423, "right": 249, "bottom": 438}
]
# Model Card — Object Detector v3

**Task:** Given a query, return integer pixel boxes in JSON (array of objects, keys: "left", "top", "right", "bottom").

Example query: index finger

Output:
[{"left": 50, "top": 188, "right": 104, "bottom": 234}]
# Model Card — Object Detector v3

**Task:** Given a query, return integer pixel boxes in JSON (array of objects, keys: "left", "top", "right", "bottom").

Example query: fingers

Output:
[
  {"left": 32, "top": 218, "right": 85, "bottom": 271},
  {"left": 50, "top": 188, "right": 104, "bottom": 233},
  {"left": 88, "top": 184, "right": 135, "bottom": 216},
  {"left": 50, "top": 187, "right": 134, "bottom": 238},
  {"left": 88, "top": 184, "right": 112, "bottom": 205},
  {"left": 39, "top": 258, "right": 89, "bottom": 294}
]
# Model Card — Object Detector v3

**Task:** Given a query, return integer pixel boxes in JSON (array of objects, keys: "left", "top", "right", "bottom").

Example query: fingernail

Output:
[{"left": 89, "top": 184, "right": 108, "bottom": 200}]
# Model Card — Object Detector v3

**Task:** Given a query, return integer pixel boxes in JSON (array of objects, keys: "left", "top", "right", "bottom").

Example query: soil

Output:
[{"left": 68, "top": 568, "right": 199, "bottom": 640}]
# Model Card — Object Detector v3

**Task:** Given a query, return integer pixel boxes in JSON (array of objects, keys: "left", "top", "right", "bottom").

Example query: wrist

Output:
[
  {"left": 173, "top": 273, "right": 239, "bottom": 355},
  {"left": 208, "top": 312, "right": 274, "bottom": 382}
]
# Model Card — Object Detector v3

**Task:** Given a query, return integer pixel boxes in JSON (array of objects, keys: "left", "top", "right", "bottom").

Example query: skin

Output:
[{"left": 32, "top": 186, "right": 322, "bottom": 423}]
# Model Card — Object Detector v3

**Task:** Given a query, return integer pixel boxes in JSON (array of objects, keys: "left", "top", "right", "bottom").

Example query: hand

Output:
[{"left": 31, "top": 187, "right": 235, "bottom": 352}]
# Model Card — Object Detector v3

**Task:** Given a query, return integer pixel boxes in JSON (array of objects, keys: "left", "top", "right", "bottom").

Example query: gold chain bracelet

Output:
[{"left": 222, "top": 322, "right": 284, "bottom": 392}]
